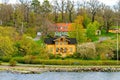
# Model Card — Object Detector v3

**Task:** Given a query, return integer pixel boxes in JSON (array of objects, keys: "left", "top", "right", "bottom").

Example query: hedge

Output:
[
  {"left": 31, "top": 60, "right": 120, "bottom": 65},
  {"left": 0, "top": 56, "right": 120, "bottom": 65}
]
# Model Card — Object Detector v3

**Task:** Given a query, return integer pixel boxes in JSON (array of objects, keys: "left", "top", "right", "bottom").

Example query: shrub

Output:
[
  {"left": 49, "top": 54, "right": 55, "bottom": 59},
  {"left": 77, "top": 42, "right": 97, "bottom": 59},
  {"left": 0, "top": 61, "right": 2, "bottom": 65},
  {"left": 24, "top": 55, "right": 32, "bottom": 64},
  {"left": 0, "top": 36, "right": 15, "bottom": 56},
  {"left": 9, "top": 59, "right": 17, "bottom": 66},
  {"left": 1, "top": 56, "right": 12, "bottom": 62},
  {"left": 24, "top": 55, "right": 36, "bottom": 64},
  {"left": 95, "top": 40, "right": 116, "bottom": 60},
  {"left": 13, "top": 57, "right": 25, "bottom": 64}
]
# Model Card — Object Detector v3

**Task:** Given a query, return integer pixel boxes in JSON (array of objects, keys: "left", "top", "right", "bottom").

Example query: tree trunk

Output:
[
  {"left": 92, "top": 14, "right": 95, "bottom": 22},
  {"left": 106, "top": 22, "right": 109, "bottom": 33},
  {"left": 61, "top": 11, "right": 64, "bottom": 22},
  {"left": 69, "top": 11, "right": 72, "bottom": 22}
]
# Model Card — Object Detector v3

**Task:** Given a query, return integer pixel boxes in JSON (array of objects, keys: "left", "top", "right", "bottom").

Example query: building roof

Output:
[
  {"left": 54, "top": 23, "right": 72, "bottom": 32},
  {"left": 67, "top": 38, "right": 77, "bottom": 44},
  {"left": 44, "top": 37, "right": 77, "bottom": 44}
]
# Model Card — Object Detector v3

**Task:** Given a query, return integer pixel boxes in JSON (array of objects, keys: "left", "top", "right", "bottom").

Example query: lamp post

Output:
[
  {"left": 114, "top": 18, "right": 119, "bottom": 64},
  {"left": 116, "top": 20, "right": 119, "bottom": 64},
  {"left": 114, "top": 18, "right": 120, "bottom": 64}
]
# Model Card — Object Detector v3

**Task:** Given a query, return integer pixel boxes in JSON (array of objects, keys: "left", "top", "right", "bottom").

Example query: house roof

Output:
[
  {"left": 55, "top": 23, "right": 72, "bottom": 27},
  {"left": 44, "top": 38, "right": 56, "bottom": 44},
  {"left": 54, "top": 23, "right": 72, "bottom": 32},
  {"left": 44, "top": 37, "right": 77, "bottom": 44},
  {"left": 67, "top": 38, "right": 77, "bottom": 44}
]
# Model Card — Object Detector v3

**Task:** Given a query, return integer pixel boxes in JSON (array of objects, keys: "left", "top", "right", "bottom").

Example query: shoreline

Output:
[{"left": 0, "top": 65, "right": 120, "bottom": 74}]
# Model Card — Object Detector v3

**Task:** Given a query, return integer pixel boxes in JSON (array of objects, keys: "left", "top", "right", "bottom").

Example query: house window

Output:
[
  {"left": 70, "top": 47, "right": 73, "bottom": 52},
  {"left": 60, "top": 42, "right": 62, "bottom": 45},
  {"left": 56, "top": 42, "right": 58, "bottom": 45},
  {"left": 56, "top": 48, "right": 59, "bottom": 52},
  {"left": 63, "top": 48, "right": 67, "bottom": 53},
  {"left": 60, "top": 48, "right": 63, "bottom": 52}
]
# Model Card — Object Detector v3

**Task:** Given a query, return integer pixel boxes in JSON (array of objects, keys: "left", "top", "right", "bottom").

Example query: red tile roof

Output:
[{"left": 54, "top": 23, "right": 72, "bottom": 32}]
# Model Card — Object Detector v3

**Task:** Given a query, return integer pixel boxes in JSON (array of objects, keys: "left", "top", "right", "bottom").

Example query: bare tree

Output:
[
  {"left": 76, "top": 0, "right": 87, "bottom": 15},
  {"left": 19, "top": 0, "right": 30, "bottom": 26},
  {"left": 2, "top": 0, "right": 9, "bottom": 4},
  {"left": 103, "top": 6, "right": 114, "bottom": 33},
  {"left": 87, "top": 0, "right": 101, "bottom": 22},
  {"left": 55, "top": 0, "right": 66, "bottom": 22},
  {"left": 52, "top": 2, "right": 58, "bottom": 22},
  {"left": 0, "top": 4, "right": 13, "bottom": 26},
  {"left": 114, "top": 0, "right": 120, "bottom": 26},
  {"left": 66, "top": 0, "right": 74, "bottom": 22}
]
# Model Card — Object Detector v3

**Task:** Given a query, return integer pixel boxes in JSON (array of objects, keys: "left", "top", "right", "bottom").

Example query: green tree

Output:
[
  {"left": 69, "top": 16, "right": 87, "bottom": 43},
  {"left": 83, "top": 14, "right": 91, "bottom": 28},
  {"left": 14, "top": 35, "right": 46, "bottom": 56},
  {"left": 86, "top": 21, "right": 100, "bottom": 41}
]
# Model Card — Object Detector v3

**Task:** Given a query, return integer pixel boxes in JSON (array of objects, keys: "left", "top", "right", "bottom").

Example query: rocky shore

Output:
[{"left": 0, "top": 65, "right": 120, "bottom": 74}]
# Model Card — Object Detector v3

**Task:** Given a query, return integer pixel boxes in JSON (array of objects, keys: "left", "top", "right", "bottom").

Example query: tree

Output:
[
  {"left": 13, "top": 6, "right": 24, "bottom": 34},
  {"left": 14, "top": 35, "right": 46, "bottom": 56},
  {"left": 66, "top": 0, "right": 74, "bottom": 22},
  {"left": 31, "top": 0, "right": 40, "bottom": 14},
  {"left": 0, "top": 4, "right": 13, "bottom": 26},
  {"left": 103, "top": 6, "right": 114, "bottom": 33},
  {"left": 2, "top": 0, "right": 9, "bottom": 4},
  {"left": 87, "top": 0, "right": 101, "bottom": 22},
  {"left": 83, "top": 14, "right": 91, "bottom": 28},
  {"left": 69, "top": 16, "right": 87, "bottom": 43},
  {"left": 19, "top": 0, "right": 30, "bottom": 27},
  {"left": 114, "top": 0, "right": 120, "bottom": 26},
  {"left": 41, "top": 0, "right": 52, "bottom": 17},
  {"left": 86, "top": 21, "right": 100, "bottom": 41},
  {"left": 52, "top": 1, "right": 58, "bottom": 22},
  {"left": 55, "top": 0, "right": 66, "bottom": 22}
]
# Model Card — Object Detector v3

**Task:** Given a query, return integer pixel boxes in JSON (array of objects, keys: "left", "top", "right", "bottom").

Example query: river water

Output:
[{"left": 0, "top": 71, "right": 120, "bottom": 80}]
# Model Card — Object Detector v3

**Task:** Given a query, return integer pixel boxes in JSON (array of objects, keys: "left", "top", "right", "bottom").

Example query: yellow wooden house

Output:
[{"left": 44, "top": 36, "right": 77, "bottom": 56}]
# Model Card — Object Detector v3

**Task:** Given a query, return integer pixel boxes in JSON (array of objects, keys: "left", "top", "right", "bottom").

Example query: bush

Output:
[
  {"left": 77, "top": 42, "right": 97, "bottom": 60},
  {"left": 13, "top": 57, "right": 25, "bottom": 64},
  {"left": 0, "top": 61, "right": 2, "bottom": 65},
  {"left": 0, "top": 36, "right": 15, "bottom": 56},
  {"left": 95, "top": 40, "right": 116, "bottom": 60},
  {"left": 24, "top": 55, "right": 37, "bottom": 64},
  {"left": 49, "top": 54, "right": 55, "bottom": 59},
  {"left": 9, "top": 59, "right": 17, "bottom": 66},
  {"left": 1, "top": 56, "right": 12, "bottom": 62}
]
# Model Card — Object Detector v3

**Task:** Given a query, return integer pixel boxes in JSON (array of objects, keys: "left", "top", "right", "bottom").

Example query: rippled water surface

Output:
[{"left": 0, "top": 72, "right": 120, "bottom": 80}]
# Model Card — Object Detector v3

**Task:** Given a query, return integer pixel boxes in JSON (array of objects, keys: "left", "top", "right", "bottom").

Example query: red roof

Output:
[{"left": 54, "top": 23, "right": 72, "bottom": 32}]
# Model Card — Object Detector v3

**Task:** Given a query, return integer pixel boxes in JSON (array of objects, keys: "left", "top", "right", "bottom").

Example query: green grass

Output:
[{"left": 101, "top": 30, "right": 117, "bottom": 37}]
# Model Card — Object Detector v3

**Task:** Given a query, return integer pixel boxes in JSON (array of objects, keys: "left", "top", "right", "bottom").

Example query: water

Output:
[{"left": 0, "top": 71, "right": 120, "bottom": 80}]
